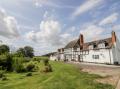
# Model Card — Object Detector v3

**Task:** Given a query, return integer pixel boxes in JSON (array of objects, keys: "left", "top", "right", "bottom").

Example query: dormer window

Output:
[
  {"left": 105, "top": 42, "right": 109, "bottom": 47},
  {"left": 93, "top": 44, "right": 97, "bottom": 49}
]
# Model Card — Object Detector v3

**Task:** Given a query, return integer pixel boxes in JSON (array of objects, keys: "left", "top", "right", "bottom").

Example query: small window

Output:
[
  {"left": 92, "top": 55, "right": 99, "bottom": 59},
  {"left": 105, "top": 42, "right": 109, "bottom": 47},
  {"left": 93, "top": 44, "right": 97, "bottom": 48}
]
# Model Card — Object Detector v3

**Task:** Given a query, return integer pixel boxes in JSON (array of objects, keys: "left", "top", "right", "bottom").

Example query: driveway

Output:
[{"left": 69, "top": 62, "right": 120, "bottom": 89}]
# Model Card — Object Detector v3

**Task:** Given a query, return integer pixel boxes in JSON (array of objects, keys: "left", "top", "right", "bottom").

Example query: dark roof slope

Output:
[
  {"left": 64, "top": 37, "right": 112, "bottom": 49},
  {"left": 64, "top": 39, "right": 79, "bottom": 49},
  {"left": 83, "top": 37, "right": 112, "bottom": 50},
  {"left": 86, "top": 37, "right": 112, "bottom": 45}
]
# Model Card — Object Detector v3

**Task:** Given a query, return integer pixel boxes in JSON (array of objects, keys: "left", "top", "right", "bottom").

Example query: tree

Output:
[
  {"left": 0, "top": 45, "right": 10, "bottom": 55},
  {"left": 24, "top": 46, "right": 34, "bottom": 58},
  {"left": 16, "top": 48, "right": 25, "bottom": 57},
  {"left": 0, "top": 53, "right": 12, "bottom": 71}
]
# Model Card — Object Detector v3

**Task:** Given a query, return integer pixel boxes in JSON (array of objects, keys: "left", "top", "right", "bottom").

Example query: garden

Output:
[{"left": 0, "top": 44, "right": 115, "bottom": 89}]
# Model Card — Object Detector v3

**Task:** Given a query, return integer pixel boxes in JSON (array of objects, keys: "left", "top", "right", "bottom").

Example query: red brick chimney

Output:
[
  {"left": 80, "top": 34, "right": 84, "bottom": 50},
  {"left": 111, "top": 31, "right": 116, "bottom": 45}
]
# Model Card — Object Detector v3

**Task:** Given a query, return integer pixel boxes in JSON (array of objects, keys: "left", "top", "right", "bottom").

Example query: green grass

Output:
[{"left": 0, "top": 61, "right": 115, "bottom": 89}]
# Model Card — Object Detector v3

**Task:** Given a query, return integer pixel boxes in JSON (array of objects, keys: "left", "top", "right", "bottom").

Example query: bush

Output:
[
  {"left": 43, "top": 64, "right": 53, "bottom": 73},
  {"left": 32, "top": 57, "right": 41, "bottom": 62},
  {"left": 1, "top": 76, "right": 7, "bottom": 81},
  {"left": 24, "top": 57, "right": 31, "bottom": 62},
  {"left": 0, "top": 70, "right": 5, "bottom": 78},
  {"left": 0, "top": 53, "right": 12, "bottom": 71},
  {"left": 26, "top": 62, "right": 35, "bottom": 72},
  {"left": 0, "top": 66, "right": 2, "bottom": 70},
  {"left": 26, "top": 72, "right": 32, "bottom": 76},
  {"left": 43, "top": 57, "right": 49, "bottom": 66},
  {"left": 12, "top": 57, "right": 26, "bottom": 73}
]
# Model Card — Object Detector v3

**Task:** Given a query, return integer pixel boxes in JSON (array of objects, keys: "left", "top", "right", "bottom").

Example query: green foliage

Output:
[
  {"left": 16, "top": 48, "right": 25, "bottom": 57},
  {"left": 12, "top": 52, "right": 24, "bottom": 58},
  {"left": 12, "top": 57, "right": 26, "bottom": 73},
  {"left": 16, "top": 46, "right": 34, "bottom": 58},
  {"left": 42, "top": 57, "right": 53, "bottom": 73},
  {"left": 24, "top": 46, "right": 34, "bottom": 58},
  {"left": 0, "top": 62, "right": 114, "bottom": 89},
  {"left": 26, "top": 62, "right": 35, "bottom": 72},
  {"left": 0, "top": 70, "right": 5, "bottom": 78},
  {"left": 1, "top": 76, "right": 7, "bottom": 81},
  {"left": 26, "top": 72, "right": 32, "bottom": 76},
  {"left": 0, "top": 66, "right": 2, "bottom": 70},
  {"left": 0, "top": 53, "right": 12, "bottom": 71},
  {"left": 43, "top": 57, "right": 49, "bottom": 66},
  {"left": 0, "top": 45, "right": 9, "bottom": 55},
  {"left": 32, "top": 57, "right": 41, "bottom": 62},
  {"left": 43, "top": 64, "right": 53, "bottom": 73}
]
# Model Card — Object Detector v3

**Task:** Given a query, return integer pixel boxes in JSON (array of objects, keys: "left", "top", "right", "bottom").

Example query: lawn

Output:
[{"left": 0, "top": 61, "right": 115, "bottom": 89}]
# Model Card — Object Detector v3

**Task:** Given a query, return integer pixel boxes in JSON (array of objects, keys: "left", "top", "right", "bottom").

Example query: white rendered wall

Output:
[
  {"left": 50, "top": 55, "right": 57, "bottom": 61},
  {"left": 64, "top": 48, "right": 72, "bottom": 61},
  {"left": 112, "top": 38, "right": 120, "bottom": 64},
  {"left": 59, "top": 54, "right": 65, "bottom": 61},
  {"left": 82, "top": 49, "right": 114, "bottom": 64}
]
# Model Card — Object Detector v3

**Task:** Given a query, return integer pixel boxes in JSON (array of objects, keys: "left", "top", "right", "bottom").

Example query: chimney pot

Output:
[
  {"left": 112, "top": 31, "right": 116, "bottom": 45},
  {"left": 80, "top": 34, "right": 84, "bottom": 50}
]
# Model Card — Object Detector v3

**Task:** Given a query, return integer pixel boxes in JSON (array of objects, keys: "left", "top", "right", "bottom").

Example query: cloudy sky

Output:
[{"left": 0, "top": 0, "right": 120, "bottom": 55}]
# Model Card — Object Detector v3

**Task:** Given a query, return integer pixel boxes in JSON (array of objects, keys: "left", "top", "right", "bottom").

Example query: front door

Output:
[{"left": 78, "top": 55, "right": 83, "bottom": 62}]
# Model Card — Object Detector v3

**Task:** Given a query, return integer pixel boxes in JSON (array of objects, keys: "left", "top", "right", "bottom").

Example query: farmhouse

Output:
[{"left": 58, "top": 31, "right": 120, "bottom": 64}]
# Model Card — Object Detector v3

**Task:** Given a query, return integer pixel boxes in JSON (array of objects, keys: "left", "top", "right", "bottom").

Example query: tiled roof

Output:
[
  {"left": 83, "top": 37, "right": 112, "bottom": 50},
  {"left": 64, "top": 39, "right": 79, "bottom": 49},
  {"left": 64, "top": 37, "right": 112, "bottom": 49}
]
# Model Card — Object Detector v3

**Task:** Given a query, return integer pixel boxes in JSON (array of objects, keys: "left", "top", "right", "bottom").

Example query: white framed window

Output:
[{"left": 92, "top": 55, "right": 99, "bottom": 59}]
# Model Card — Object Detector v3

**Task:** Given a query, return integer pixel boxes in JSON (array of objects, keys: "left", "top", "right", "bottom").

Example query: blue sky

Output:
[{"left": 0, "top": 0, "right": 120, "bottom": 55}]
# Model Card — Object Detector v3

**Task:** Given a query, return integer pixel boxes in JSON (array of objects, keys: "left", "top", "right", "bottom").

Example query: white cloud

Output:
[
  {"left": 0, "top": 8, "right": 19, "bottom": 38},
  {"left": 26, "top": 19, "right": 61, "bottom": 45},
  {"left": 26, "top": 31, "right": 37, "bottom": 42},
  {"left": 72, "top": 0, "right": 103, "bottom": 18},
  {"left": 80, "top": 24, "right": 104, "bottom": 41},
  {"left": 34, "top": 0, "right": 75, "bottom": 8},
  {"left": 113, "top": 25, "right": 120, "bottom": 31},
  {"left": 43, "top": 11, "right": 49, "bottom": 18},
  {"left": 99, "top": 13, "right": 119, "bottom": 26},
  {"left": 26, "top": 18, "right": 73, "bottom": 48}
]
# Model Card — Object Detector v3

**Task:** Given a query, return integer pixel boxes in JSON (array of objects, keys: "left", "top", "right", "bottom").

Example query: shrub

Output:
[
  {"left": 24, "top": 57, "right": 31, "bottom": 62},
  {"left": 12, "top": 57, "right": 26, "bottom": 73},
  {"left": 26, "top": 62, "right": 35, "bottom": 72},
  {"left": 32, "top": 57, "right": 41, "bottom": 62},
  {"left": 26, "top": 72, "right": 32, "bottom": 76},
  {"left": 43, "top": 64, "right": 53, "bottom": 73},
  {"left": 0, "top": 66, "right": 2, "bottom": 70},
  {"left": 0, "top": 53, "right": 12, "bottom": 71},
  {"left": 43, "top": 57, "right": 49, "bottom": 66},
  {"left": 0, "top": 70, "right": 5, "bottom": 78},
  {"left": 1, "top": 76, "right": 7, "bottom": 81}
]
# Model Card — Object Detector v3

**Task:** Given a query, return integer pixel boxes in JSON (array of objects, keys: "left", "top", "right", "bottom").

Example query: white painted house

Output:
[
  {"left": 58, "top": 31, "right": 120, "bottom": 65},
  {"left": 49, "top": 52, "right": 58, "bottom": 61}
]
